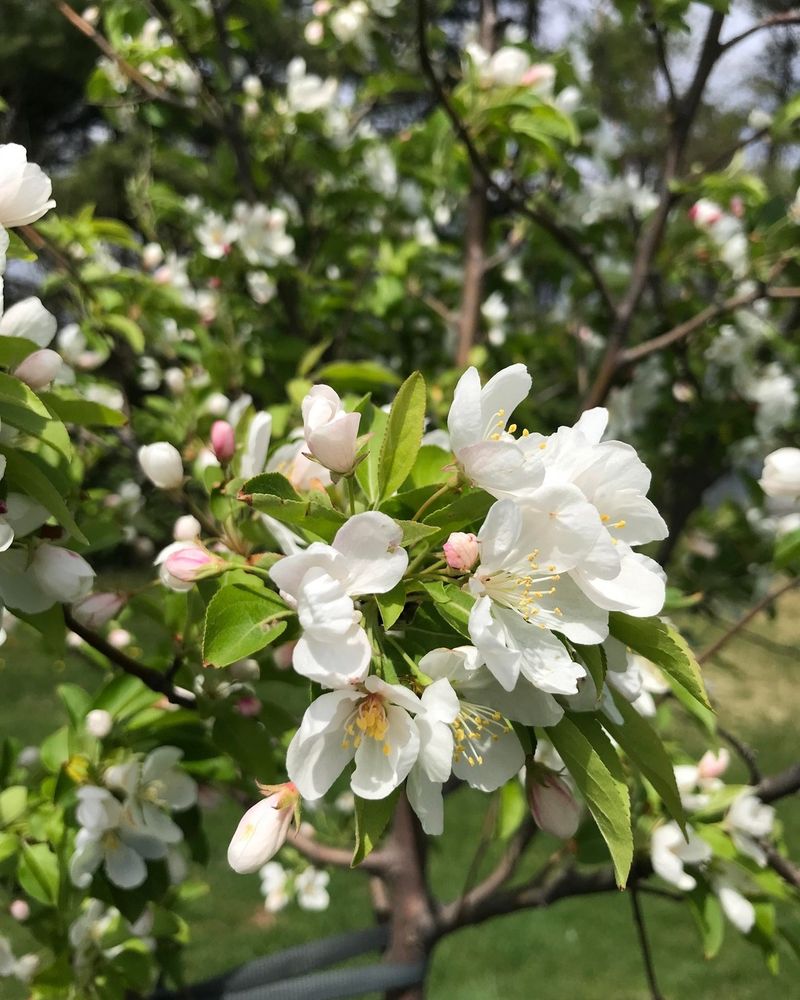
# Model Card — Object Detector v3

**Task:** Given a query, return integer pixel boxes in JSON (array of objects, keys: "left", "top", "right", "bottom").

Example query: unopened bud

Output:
[
  {"left": 138, "top": 442, "right": 184, "bottom": 490},
  {"left": 14, "top": 348, "right": 62, "bottom": 389},
  {"left": 85, "top": 709, "right": 113, "bottom": 739},
  {"left": 72, "top": 592, "right": 126, "bottom": 629},
  {"left": 227, "top": 783, "right": 299, "bottom": 874},
  {"left": 211, "top": 420, "right": 236, "bottom": 463},
  {"left": 697, "top": 748, "right": 730, "bottom": 780},
  {"left": 443, "top": 531, "right": 479, "bottom": 570},
  {"left": 9, "top": 899, "right": 30, "bottom": 922},
  {"left": 163, "top": 544, "right": 220, "bottom": 584},
  {"left": 526, "top": 765, "right": 582, "bottom": 839},
  {"left": 229, "top": 658, "right": 260, "bottom": 682},
  {"left": 173, "top": 514, "right": 202, "bottom": 541}
]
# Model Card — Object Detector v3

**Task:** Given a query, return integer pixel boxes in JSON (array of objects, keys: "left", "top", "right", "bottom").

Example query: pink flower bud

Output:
[
  {"left": 443, "top": 531, "right": 479, "bottom": 570},
  {"left": 688, "top": 199, "right": 723, "bottom": 227},
  {"left": 9, "top": 899, "right": 30, "bottom": 922},
  {"left": 211, "top": 420, "right": 236, "bottom": 463},
  {"left": 14, "top": 348, "right": 62, "bottom": 389},
  {"left": 71, "top": 592, "right": 126, "bottom": 628},
  {"left": 163, "top": 544, "right": 219, "bottom": 583},
  {"left": 227, "top": 783, "right": 299, "bottom": 874},
  {"left": 526, "top": 767, "right": 582, "bottom": 839},
  {"left": 697, "top": 748, "right": 730, "bottom": 781},
  {"left": 235, "top": 695, "right": 262, "bottom": 717}
]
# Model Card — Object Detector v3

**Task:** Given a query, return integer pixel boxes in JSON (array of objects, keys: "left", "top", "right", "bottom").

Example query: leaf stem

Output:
[{"left": 411, "top": 481, "right": 454, "bottom": 522}]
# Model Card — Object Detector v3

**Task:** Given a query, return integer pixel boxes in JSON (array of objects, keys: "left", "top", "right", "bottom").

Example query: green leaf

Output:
[
  {"left": 394, "top": 518, "right": 440, "bottom": 546},
  {"left": 687, "top": 879, "right": 726, "bottom": 959},
  {"left": 422, "top": 581, "right": 475, "bottom": 638},
  {"left": 775, "top": 528, "right": 800, "bottom": 569},
  {"left": 574, "top": 643, "right": 606, "bottom": 693},
  {"left": 378, "top": 371, "right": 426, "bottom": 502},
  {"left": 0, "top": 372, "right": 71, "bottom": 460},
  {"left": 548, "top": 713, "right": 632, "bottom": 886},
  {"left": 13, "top": 604, "right": 66, "bottom": 652},
  {"left": 376, "top": 581, "right": 406, "bottom": 629},
  {"left": 241, "top": 476, "right": 346, "bottom": 541},
  {"left": 313, "top": 360, "right": 401, "bottom": 392},
  {"left": 421, "top": 490, "right": 493, "bottom": 543},
  {"left": 203, "top": 583, "right": 290, "bottom": 667},
  {"left": 39, "top": 392, "right": 127, "bottom": 427},
  {"left": 0, "top": 445, "right": 86, "bottom": 543},
  {"left": 104, "top": 314, "right": 145, "bottom": 351},
  {"left": 356, "top": 403, "right": 388, "bottom": 503},
  {"left": 0, "top": 786, "right": 28, "bottom": 827},
  {"left": 212, "top": 713, "right": 279, "bottom": 782},
  {"left": 604, "top": 689, "right": 686, "bottom": 830},
  {"left": 353, "top": 789, "right": 400, "bottom": 866},
  {"left": 58, "top": 684, "right": 92, "bottom": 730},
  {"left": 92, "top": 675, "right": 158, "bottom": 719},
  {"left": 298, "top": 338, "right": 332, "bottom": 377},
  {"left": 609, "top": 613, "right": 714, "bottom": 729},
  {"left": 0, "top": 336, "right": 39, "bottom": 367},
  {"left": 496, "top": 779, "right": 527, "bottom": 840},
  {"left": 18, "top": 842, "right": 60, "bottom": 906}
]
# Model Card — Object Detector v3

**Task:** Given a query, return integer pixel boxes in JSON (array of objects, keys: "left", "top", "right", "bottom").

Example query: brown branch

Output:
[
  {"left": 762, "top": 843, "right": 800, "bottom": 890},
  {"left": 756, "top": 762, "right": 800, "bottom": 804},
  {"left": 698, "top": 577, "right": 799, "bottom": 665},
  {"left": 289, "top": 827, "right": 385, "bottom": 872},
  {"left": 720, "top": 11, "right": 800, "bottom": 53},
  {"left": 450, "top": 816, "right": 537, "bottom": 926},
  {"left": 582, "top": 11, "right": 726, "bottom": 410},
  {"left": 717, "top": 726, "right": 762, "bottom": 785},
  {"left": 618, "top": 283, "right": 800, "bottom": 365},
  {"left": 52, "top": 0, "right": 188, "bottom": 110},
  {"left": 629, "top": 884, "right": 665, "bottom": 1000},
  {"left": 63, "top": 609, "right": 196, "bottom": 709}
]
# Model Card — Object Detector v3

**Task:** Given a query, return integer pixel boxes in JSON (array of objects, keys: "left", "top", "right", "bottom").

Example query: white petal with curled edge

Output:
[
  {"left": 715, "top": 880, "right": 755, "bottom": 934},
  {"left": 572, "top": 406, "right": 608, "bottom": 446},
  {"left": 268, "top": 543, "right": 346, "bottom": 601},
  {"left": 447, "top": 366, "right": 484, "bottom": 454},
  {"left": 477, "top": 499, "right": 522, "bottom": 573},
  {"left": 478, "top": 364, "right": 532, "bottom": 436},
  {"left": 407, "top": 766, "right": 444, "bottom": 835},
  {"left": 419, "top": 677, "right": 459, "bottom": 726},
  {"left": 468, "top": 596, "right": 521, "bottom": 692},
  {"left": 292, "top": 624, "right": 372, "bottom": 686},
  {"left": 333, "top": 511, "right": 408, "bottom": 595},
  {"left": 0, "top": 297, "right": 57, "bottom": 347},
  {"left": 574, "top": 548, "right": 665, "bottom": 617},
  {"left": 415, "top": 714, "right": 454, "bottom": 784},
  {"left": 297, "top": 568, "right": 357, "bottom": 639},
  {"left": 69, "top": 831, "right": 103, "bottom": 888}
]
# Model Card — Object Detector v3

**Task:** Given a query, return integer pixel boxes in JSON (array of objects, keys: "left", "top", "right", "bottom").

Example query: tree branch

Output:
[
  {"left": 640, "top": 1, "right": 677, "bottom": 108},
  {"left": 720, "top": 11, "right": 800, "bottom": 53},
  {"left": 618, "top": 282, "right": 800, "bottom": 365},
  {"left": 63, "top": 610, "right": 196, "bottom": 709},
  {"left": 756, "top": 762, "right": 800, "bottom": 804},
  {"left": 698, "top": 577, "right": 799, "bottom": 665},
  {"left": 289, "top": 827, "right": 386, "bottom": 873}
]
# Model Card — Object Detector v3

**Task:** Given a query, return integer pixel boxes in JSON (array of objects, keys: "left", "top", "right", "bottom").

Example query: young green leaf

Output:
[
  {"left": 0, "top": 446, "right": 86, "bottom": 543},
  {"left": 353, "top": 789, "right": 400, "bottom": 866},
  {"left": 203, "top": 584, "right": 290, "bottom": 667},
  {"left": 378, "top": 371, "right": 427, "bottom": 502}
]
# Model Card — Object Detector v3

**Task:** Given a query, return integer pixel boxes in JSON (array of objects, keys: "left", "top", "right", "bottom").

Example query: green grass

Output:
[{"left": 0, "top": 593, "right": 798, "bottom": 999}]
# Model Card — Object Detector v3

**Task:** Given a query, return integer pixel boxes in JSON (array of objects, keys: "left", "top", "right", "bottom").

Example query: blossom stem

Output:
[
  {"left": 347, "top": 475, "right": 357, "bottom": 516},
  {"left": 411, "top": 481, "right": 454, "bottom": 522}
]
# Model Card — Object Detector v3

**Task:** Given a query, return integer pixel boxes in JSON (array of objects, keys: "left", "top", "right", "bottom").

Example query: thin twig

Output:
[
  {"left": 720, "top": 11, "right": 800, "bottom": 52},
  {"left": 698, "top": 577, "right": 799, "bottom": 665},
  {"left": 629, "top": 884, "right": 665, "bottom": 1000},
  {"left": 641, "top": 1, "right": 677, "bottom": 107},
  {"left": 717, "top": 726, "right": 762, "bottom": 785}
]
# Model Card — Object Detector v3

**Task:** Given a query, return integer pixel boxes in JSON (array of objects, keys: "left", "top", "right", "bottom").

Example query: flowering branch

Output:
[{"left": 414, "top": 0, "right": 617, "bottom": 319}]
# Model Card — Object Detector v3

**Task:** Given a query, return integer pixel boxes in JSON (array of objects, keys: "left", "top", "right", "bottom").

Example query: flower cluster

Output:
[
  {"left": 221, "top": 364, "right": 668, "bottom": 852},
  {"left": 70, "top": 747, "right": 197, "bottom": 890}
]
